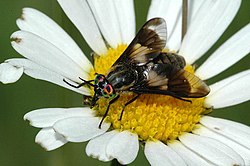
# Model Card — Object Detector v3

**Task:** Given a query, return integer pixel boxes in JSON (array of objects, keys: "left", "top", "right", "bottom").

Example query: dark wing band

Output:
[
  {"left": 167, "top": 69, "right": 210, "bottom": 98},
  {"left": 132, "top": 63, "right": 210, "bottom": 98},
  {"left": 112, "top": 18, "right": 167, "bottom": 66}
]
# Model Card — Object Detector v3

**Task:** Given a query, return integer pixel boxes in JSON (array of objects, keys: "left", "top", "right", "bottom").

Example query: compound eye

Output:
[
  {"left": 104, "top": 84, "right": 113, "bottom": 95},
  {"left": 95, "top": 74, "right": 104, "bottom": 83},
  {"left": 99, "top": 75, "right": 104, "bottom": 81}
]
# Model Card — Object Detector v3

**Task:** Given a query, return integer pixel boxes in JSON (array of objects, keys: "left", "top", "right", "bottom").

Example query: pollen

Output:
[{"left": 89, "top": 45, "right": 207, "bottom": 143}]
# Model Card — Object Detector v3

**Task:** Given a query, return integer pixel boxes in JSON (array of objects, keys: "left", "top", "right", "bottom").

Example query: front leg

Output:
[
  {"left": 63, "top": 78, "right": 94, "bottom": 88},
  {"left": 99, "top": 95, "right": 120, "bottom": 128}
]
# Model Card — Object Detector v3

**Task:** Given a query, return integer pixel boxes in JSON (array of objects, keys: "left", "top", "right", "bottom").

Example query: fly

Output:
[{"left": 63, "top": 18, "right": 210, "bottom": 128}]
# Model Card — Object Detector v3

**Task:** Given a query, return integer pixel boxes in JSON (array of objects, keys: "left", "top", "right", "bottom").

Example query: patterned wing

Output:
[
  {"left": 132, "top": 62, "right": 210, "bottom": 98},
  {"left": 167, "top": 69, "right": 210, "bottom": 98},
  {"left": 113, "top": 18, "right": 167, "bottom": 66}
]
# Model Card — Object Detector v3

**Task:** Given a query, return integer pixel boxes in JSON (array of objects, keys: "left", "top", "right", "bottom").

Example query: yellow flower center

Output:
[{"left": 89, "top": 45, "right": 207, "bottom": 143}]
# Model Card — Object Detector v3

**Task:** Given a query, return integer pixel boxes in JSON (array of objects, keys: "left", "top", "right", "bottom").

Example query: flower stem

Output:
[{"left": 182, "top": 0, "right": 188, "bottom": 41}]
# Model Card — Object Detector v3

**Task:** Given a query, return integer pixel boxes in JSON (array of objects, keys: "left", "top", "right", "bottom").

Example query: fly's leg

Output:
[
  {"left": 166, "top": 91, "right": 192, "bottom": 103},
  {"left": 171, "top": 95, "right": 192, "bottom": 103},
  {"left": 119, "top": 94, "right": 141, "bottom": 120},
  {"left": 63, "top": 77, "right": 94, "bottom": 88},
  {"left": 99, "top": 95, "right": 120, "bottom": 129},
  {"left": 78, "top": 77, "right": 95, "bottom": 86}
]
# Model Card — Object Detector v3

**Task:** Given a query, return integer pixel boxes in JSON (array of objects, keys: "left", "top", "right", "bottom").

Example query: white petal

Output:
[
  {"left": 144, "top": 141, "right": 186, "bottom": 166},
  {"left": 168, "top": 140, "right": 212, "bottom": 166},
  {"left": 188, "top": 0, "right": 206, "bottom": 26},
  {"left": 147, "top": 0, "right": 182, "bottom": 51},
  {"left": 200, "top": 116, "right": 250, "bottom": 150},
  {"left": 106, "top": 130, "right": 139, "bottom": 165},
  {"left": 87, "top": 0, "right": 122, "bottom": 48},
  {"left": 147, "top": 0, "right": 181, "bottom": 38},
  {"left": 7, "top": 58, "right": 90, "bottom": 95},
  {"left": 167, "top": 17, "right": 182, "bottom": 51},
  {"left": 179, "top": 132, "right": 244, "bottom": 166},
  {"left": 196, "top": 23, "right": 250, "bottom": 80},
  {"left": 207, "top": 70, "right": 250, "bottom": 97},
  {"left": 114, "top": 0, "right": 135, "bottom": 44},
  {"left": 35, "top": 128, "right": 67, "bottom": 151},
  {"left": 0, "top": 62, "right": 23, "bottom": 84},
  {"left": 57, "top": 0, "right": 107, "bottom": 55},
  {"left": 17, "top": 7, "right": 92, "bottom": 71},
  {"left": 179, "top": 0, "right": 241, "bottom": 64},
  {"left": 194, "top": 123, "right": 250, "bottom": 165},
  {"left": 11, "top": 31, "right": 88, "bottom": 82},
  {"left": 205, "top": 69, "right": 250, "bottom": 108},
  {"left": 53, "top": 117, "right": 110, "bottom": 142},
  {"left": 24, "top": 107, "right": 94, "bottom": 128},
  {"left": 86, "top": 130, "right": 117, "bottom": 162}
]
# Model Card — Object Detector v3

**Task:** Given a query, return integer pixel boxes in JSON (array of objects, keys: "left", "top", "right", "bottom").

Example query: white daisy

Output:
[{"left": 1, "top": 0, "right": 250, "bottom": 165}]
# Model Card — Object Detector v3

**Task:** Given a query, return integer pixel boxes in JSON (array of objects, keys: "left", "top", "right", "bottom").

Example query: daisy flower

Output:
[{"left": 1, "top": 0, "right": 250, "bottom": 165}]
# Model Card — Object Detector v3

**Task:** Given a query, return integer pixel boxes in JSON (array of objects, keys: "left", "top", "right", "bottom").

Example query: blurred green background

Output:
[{"left": 0, "top": 0, "right": 249, "bottom": 166}]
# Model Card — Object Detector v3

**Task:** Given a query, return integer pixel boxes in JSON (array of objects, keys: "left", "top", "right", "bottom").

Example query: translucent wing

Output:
[
  {"left": 133, "top": 69, "right": 210, "bottom": 98},
  {"left": 167, "top": 69, "right": 210, "bottom": 98},
  {"left": 132, "top": 62, "right": 210, "bottom": 98},
  {"left": 113, "top": 18, "right": 167, "bottom": 66}
]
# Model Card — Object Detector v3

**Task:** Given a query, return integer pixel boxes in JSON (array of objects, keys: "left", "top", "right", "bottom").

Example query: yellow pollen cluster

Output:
[{"left": 89, "top": 45, "right": 207, "bottom": 143}]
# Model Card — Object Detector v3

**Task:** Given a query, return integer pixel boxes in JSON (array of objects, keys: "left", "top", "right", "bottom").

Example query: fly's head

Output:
[{"left": 91, "top": 74, "right": 116, "bottom": 107}]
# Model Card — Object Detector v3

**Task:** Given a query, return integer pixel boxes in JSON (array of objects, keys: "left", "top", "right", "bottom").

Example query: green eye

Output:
[{"left": 95, "top": 74, "right": 105, "bottom": 85}]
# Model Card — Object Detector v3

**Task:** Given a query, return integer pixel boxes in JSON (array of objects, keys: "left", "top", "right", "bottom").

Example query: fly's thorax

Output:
[{"left": 106, "top": 64, "right": 138, "bottom": 91}]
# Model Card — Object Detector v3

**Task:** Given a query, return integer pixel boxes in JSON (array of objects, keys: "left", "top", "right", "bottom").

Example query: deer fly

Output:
[{"left": 63, "top": 18, "right": 210, "bottom": 128}]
